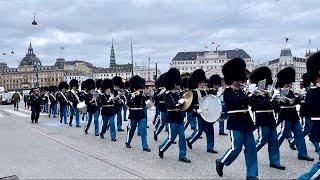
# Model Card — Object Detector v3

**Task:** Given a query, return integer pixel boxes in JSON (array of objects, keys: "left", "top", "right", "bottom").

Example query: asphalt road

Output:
[{"left": 0, "top": 103, "right": 317, "bottom": 179}]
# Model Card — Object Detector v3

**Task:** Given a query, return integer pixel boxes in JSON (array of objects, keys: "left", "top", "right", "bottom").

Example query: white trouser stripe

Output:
[
  {"left": 160, "top": 123, "right": 172, "bottom": 152},
  {"left": 311, "top": 168, "right": 320, "bottom": 179},
  {"left": 221, "top": 130, "right": 234, "bottom": 163},
  {"left": 278, "top": 121, "right": 286, "bottom": 140},
  {"left": 256, "top": 127, "right": 263, "bottom": 148},
  {"left": 126, "top": 120, "right": 131, "bottom": 143}
]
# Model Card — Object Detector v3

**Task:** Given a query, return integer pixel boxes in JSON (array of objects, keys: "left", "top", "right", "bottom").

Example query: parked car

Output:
[{"left": 1, "top": 92, "right": 13, "bottom": 105}]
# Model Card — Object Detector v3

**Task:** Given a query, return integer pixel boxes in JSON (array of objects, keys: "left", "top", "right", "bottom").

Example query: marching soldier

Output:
[
  {"left": 69, "top": 79, "right": 81, "bottom": 127},
  {"left": 80, "top": 81, "right": 88, "bottom": 121},
  {"left": 48, "top": 86, "right": 57, "bottom": 118},
  {"left": 153, "top": 79, "right": 161, "bottom": 126},
  {"left": 113, "top": 76, "right": 126, "bottom": 132},
  {"left": 186, "top": 69, "right": 217, "bottom": 153},
  {"left": 29, "top": 88, "right": 42, "bottom": 124},
  {"left": 83, "top": 79, "right": 100, "bottom": 136},
  {"left": 42, "top": 86, "right": 49, "bottom": 113},
  {"left": 297, "top": 51, "right": 320, "bottom": 179},
  {"left": 276, "top": 67, "right": 313, "bottom": 161},
  {"left": 123, "top": 80, "right": 130, "bottom": 122},
  {"left": 215, "top": 58, "right": 258, "bottom": 179},
  {"left": 158, "top": 68, "right": 191, "bottom": 163},
  {"left": 125, "top": 75, "right": 151, "bottom": 152},
  {"left": 56, "top": 82, "right": 70, "bottom": 124},
  {"left": 99, "top": 78, "right": 117, "bottom": 141},
  {"left": 250, "top": 67, "right": 285, "bottom": 170},
  {"left": 153, "top": 73, "right": 168, "bottom": 141},
  {"left": 208, "top": 74, "right": 228, "bottom": 136}
]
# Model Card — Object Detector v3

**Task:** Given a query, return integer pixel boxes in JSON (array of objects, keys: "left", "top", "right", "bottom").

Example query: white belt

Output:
[
  {"left": 311, "top": 117, "right": 320, "bottom": 121},
  {"left": 255, "top": 110, "right": 273, "bottom": 113},
  {"left": 130, "top": 108, "right": 143, "bottom": 110},
  {"left": 228, "top": 109, "right": 249, "bottom": 114},
  {"left": 280, "top": 106, "right": 296, "bottom": 109},
  {"left": 167, "top": 109, "right": 180, "bottom": 112},
  {"left": 159, "top": 101, "right": 165, "bottom": 103},
  {"left": 102, "top": 105, "right": 114, "bottom": 107}
]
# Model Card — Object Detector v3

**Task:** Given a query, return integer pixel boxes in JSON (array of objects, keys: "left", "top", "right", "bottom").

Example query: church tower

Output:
[{"left": 110, "top": 39, "right": 116, "bottom": 66}]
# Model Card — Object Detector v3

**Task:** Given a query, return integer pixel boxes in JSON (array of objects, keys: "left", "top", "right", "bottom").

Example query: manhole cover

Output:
[{"left": 0, "top": 175, "right": 19, "bottom": 179}]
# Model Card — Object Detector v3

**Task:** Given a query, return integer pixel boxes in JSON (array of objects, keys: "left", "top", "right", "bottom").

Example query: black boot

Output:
[
  {"left": 215, "top": 159, "right": 224, "bottom": 177},
  {"left": 270, "top": 164, "right": 285, "bottom": 170}
]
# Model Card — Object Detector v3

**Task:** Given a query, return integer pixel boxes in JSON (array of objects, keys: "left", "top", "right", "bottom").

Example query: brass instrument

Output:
[{"left": 179, "top": 90, "right": 193, "bottom": 111}]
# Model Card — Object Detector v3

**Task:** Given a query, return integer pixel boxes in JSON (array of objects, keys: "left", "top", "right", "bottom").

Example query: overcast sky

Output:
[{"left": 0, "top": 0, "right": 319, "bottom": 72}]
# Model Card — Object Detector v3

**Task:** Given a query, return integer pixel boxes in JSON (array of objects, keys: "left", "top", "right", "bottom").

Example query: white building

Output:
[
  {"left": 257, "top": 48, "right": 318, "bottom": 81},
  {"left": 133, "top": 65, "right": 161, "bottom": 82},
  {"left": 93, "top": 64, "right": 132, "bottom": 80},
  {"left": 64, "top": 73, "right": 92, "bottom": 85},
  {"left": 170, "top": 48, "right": 254, "bottom": 78}
]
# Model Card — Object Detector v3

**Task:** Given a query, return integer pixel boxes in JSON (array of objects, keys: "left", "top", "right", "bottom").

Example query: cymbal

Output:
[{"left": 181, "top": 90, "right": 193, "bottom": 111}]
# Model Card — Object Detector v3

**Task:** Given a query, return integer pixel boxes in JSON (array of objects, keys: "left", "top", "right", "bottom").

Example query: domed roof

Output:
[{"left": 19, "top": 42, "right": 41, "bottom": 67}]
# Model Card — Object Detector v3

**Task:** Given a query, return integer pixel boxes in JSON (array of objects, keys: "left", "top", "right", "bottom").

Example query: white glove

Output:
[
  {"left": 248, "top": 84, "right": 257, "bottom": 94},
  {"left": 272, "top": 89, "right": 280, "bottom": 99},
  {"left": 178, "top": 98, "right": 186, "bottom": 104},
  {"left": 159, "top": 88, "right": 166, "bottom": 95},
  {"left": 108, "top": 96, "right": 114, "bottom": 101},
  {"left": 197, "top": 109, "right": 203, "bottom": 114}
]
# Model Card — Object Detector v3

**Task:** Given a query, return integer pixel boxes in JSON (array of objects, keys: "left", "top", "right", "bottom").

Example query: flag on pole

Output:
[
  {"left": 60, "top": 47, "right": 64, "bottom": 50},
  {"left": 211, "top": 42, "right": 215, "bottom": 44},
  {"left": 285, "top": 37, "right": 289, "bottom": 43}
]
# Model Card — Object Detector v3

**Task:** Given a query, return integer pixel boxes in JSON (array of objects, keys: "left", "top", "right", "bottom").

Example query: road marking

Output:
[
  {"left": 0, "top": 113, "right": 4, "bottom": 117},
  {"left": 4, "top": 109, "right": 29, "bottom": 117}
]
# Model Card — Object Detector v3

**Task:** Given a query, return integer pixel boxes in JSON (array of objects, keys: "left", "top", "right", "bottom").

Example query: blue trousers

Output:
[
  {"left": 298, "top": 162, "right": 320, "bottom": 180},
  {"left": 43, "top": 102, "right": 49, "bottom": 113},
  {"left": 86, "top": 111, "right": 100, "bottom": 135},
  {"left": 220, "top": 130, "right": 258, "bottom": 177},
  {"left": 219, "top": 105, "right": 228, "bottom": 133},
  {"left": 49, "top": 104, "right": 57, "bottom": 118},
  {"left": 60, "top": 105, "right": 68, "bottom": 124},
  {"left": 126, "top": 119, "right": 148, "bottom": 149},
  {"left": 101, "top": 115, "right": 116, "bottom": 139},
  {"left": 184, "top": 111, "right": 196, "bottom": 130},
  {"left": 159, "top": 122, "right": 187, "bottom": 159},
  {"left": 153, "top": 106, "right": 160, "bottom": 125},
  {"left": 278, "top": 120, "right": 308, "bottom": 157},
  {"left": 70, "top": 107, "right": 80, "bottom": 126},
  {"left": 187, "top": 116, "right": 214, "bottom": 151},
  {"left": 123, "top": 105, "right": 127, "bottom": 121},
  {"left": 154, "top": 111, "right": 168, "bottom": 135},
  {"left": 256, "top": 126, "right": 281, "bottom": 165},
  {"left": 116, "top": 109, "right": 122, "bottom": 130}
]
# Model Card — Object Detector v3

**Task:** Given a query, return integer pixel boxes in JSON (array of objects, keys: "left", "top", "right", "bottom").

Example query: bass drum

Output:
[
  {"left": 199, "top": 95, "right": 222, "bottom": 123},
  {"left": 77, "top": 101, "right": 87, "bottom": 114}
]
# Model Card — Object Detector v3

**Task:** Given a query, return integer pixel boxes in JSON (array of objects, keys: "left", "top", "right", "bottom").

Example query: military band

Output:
[{"left": 22, "top": 54, "right": 320, "bottom": 180}]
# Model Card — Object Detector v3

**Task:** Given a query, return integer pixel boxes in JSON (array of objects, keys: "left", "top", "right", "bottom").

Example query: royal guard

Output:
[
  {"left": 83, "top": 79, "right": 100, "bottom": 136},
  {"left": 158, "top": 68, "right": 191, "bottom": 163},
  {"left": 215, "top": 58, "right": 258, "bottom": 179},
  {"left": 69, "top": 79, "right": 81, "bottom": 127},
  {"left": 276, "top": 67, "right": 313, "bottom": 161},
  {"left": 99, "top": 78, "right": 117, "bottom": 141},
  {"left": 113, "top": 76, "right": 126, "bottom": 132},
  {"left": 250, "top": 66, "right": 285, "bottom": 170},
  {"left": 56, "top": 81, "right": 70, "bottom": 124},
  {"left": 186, "top": 69, "right": 217, "bottom": 153},
  {"left": 48, "top": 86, "right": 57, "bottom": 118},
  {"left": 125, "top": 75, "right": 151, "bottom": 152}
]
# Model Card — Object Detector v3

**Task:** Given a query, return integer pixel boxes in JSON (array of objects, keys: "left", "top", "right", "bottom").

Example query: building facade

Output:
[
  {"left": 0, "top": 43, "right": 93, "bottom": 91},
  {"left": 170, "top": 48, "right": 254, "bottom": 77},
  {"left": 257, "top": 48, "right": 318, "bottom": 81}
]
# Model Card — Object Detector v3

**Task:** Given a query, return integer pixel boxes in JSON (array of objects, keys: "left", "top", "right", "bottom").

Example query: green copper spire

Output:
[{"left": 110, "top": 38, "right": 116, "bottom": 66}]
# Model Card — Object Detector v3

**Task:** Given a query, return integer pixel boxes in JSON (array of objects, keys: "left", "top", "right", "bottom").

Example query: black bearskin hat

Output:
[
  {"left": 164, "top": 68, "right": 181, "bottom": 90},
  {"left": 58, "top": 81, "right": 69, "bottom": 91},
  {"left": 182, "top": 77, "right": 189, "bottom": 89},
  {"left": 276, "top": 67, "right": 295, "bottom": 88},
  {"left": 112, "top": 76, "right": 123, "bottom": 88},
  {"left": 48, "top": 86, "right": 56, "bottom": 93},
  {"left": 96, "top": 79, "right": 102, "bottom": 89},
  {"left": 209, "top": 74, "right": 222, "bottom": 86},
  {"left": 158, "top": 73, "right": 166, "bottom": 88},
  {"left": 101, "top": 78, "right": 114, "bottom": 91},
  {"left": 69, "top": 79, "right": 79, "bottom": 88},
  {"left": 129, "top": 75, "right": 144, "bottom": 91},
  {"left": 222, "top": 58, "right": 246, "bottom": 85},
  {"left": 190, "top": 69, "right": 207, "bottom": 85},
  {"left": 302, "top": 73, "right": 311, "bottom": 88},
  {"left": 85, "top": 79, "right": 96, "bottom": 90},
  {"left": 250, "top": 66, "right": 273, "bottom": 85},
  {"left": 124, "top": 81, "right": 130, "bottom": 89},
  {"left": 81, "top": 80, "right": 86, "bottom": 91},
  {"left": 306, "top": 51, "right": 320, "bottom": 84}
]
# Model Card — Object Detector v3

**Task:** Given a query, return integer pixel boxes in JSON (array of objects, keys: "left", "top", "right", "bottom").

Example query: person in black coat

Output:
[
  {"left": 125, "top": 75, "right": 151, "bottom": 152},
  {"left": 30, "top": 88, "right": 42, "bottom": 123}
]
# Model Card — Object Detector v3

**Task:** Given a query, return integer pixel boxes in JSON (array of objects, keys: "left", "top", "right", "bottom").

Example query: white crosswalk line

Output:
[{"left": 4, "top": 109, "right": 29, "bottom": 117}]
